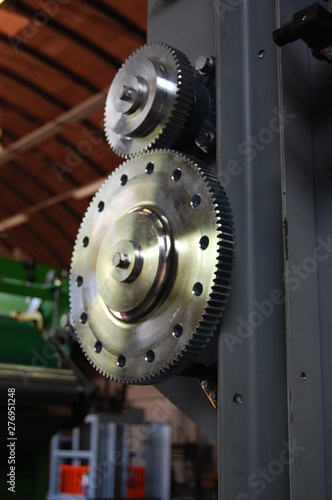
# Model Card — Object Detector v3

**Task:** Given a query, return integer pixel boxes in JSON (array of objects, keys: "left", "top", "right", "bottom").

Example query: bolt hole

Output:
[
  {"left": 76, "top": 275, "right": 83, "bottom": 287},
  {"left": 80, "top": 312, "right": 88, "bottom": 324},
  {"left": 94, "top": 340, "right": 103, "bottom": 353},
  {"left": 83, "top": 236, "right": 89, "bottom": 248},
  {"left": 145, "top": 350, "right": 155, "bottom": 363},
  {"left": 199, "top": 236, "right": 209, "bottom": 250},
  {"left": 301, "top": 371, "right": 307, "bottom": 380},
  {"left": 120, "top": 174, "right": 128, "bottom": 186},
  {"left": 117, "top": 354, "right": 126, "bottom": 368},
  {"left": 192, "top": 282, "right": 203, "bottom": 297},
  {"left": 172, "top": 169, "right": 182, "bottom": 182},
  {"left": 98, "top": 201, "right": 105, "bottom": 212},
  {"left": 258, "top": 49, "right": 265, "bottom": 59},
  {"left": 233, "top": 393, "right": 243, "bottom": 405},
  {"left": 145, "top": 162, "right": 154, "bottom": 175},
  {"left": 191, "top": 194, "right": 201, "bottom": 208},
  {"left": 173, "top": 324, "right": 183, "bottom": 339}
]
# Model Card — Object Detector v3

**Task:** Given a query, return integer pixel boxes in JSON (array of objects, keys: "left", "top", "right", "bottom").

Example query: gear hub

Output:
[{"left": 70, "top": 150, "right": 234, "bottom": 384}]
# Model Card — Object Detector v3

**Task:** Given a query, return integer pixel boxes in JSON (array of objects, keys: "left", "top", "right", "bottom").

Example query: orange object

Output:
[
  {"left": 126, "top": 465, "right": 146, "bottom": 498},
  {"left": 59, "top": 465, "right": 90, "bottom": 495}
]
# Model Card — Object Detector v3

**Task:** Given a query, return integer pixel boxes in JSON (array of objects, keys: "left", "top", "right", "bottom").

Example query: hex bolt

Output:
[
  {"left": 119, "top": 85, "right": 137, "bottom": 102},
  {"left": 209, "top": 390, "right": 218, "bottom": 403},
  {"left": 195, "top": 128, "right": 216, "bottom": 153},
  {"left": 112, "top": 252, "right": 130, "bottom": 269},
  {"left": 195, "top": 55, "right": 214, "bottom": 76},
  {"left": 201, "top": 379, "right": 210, "bottom": 390}
]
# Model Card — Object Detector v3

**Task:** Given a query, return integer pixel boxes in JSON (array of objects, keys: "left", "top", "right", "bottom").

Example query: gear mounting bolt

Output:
[
  {"left": 112, "top": 252, "right": 130, "bottom": 269},
  {"left": 119, "top": 85, "right": 136, "bottom": 102}
]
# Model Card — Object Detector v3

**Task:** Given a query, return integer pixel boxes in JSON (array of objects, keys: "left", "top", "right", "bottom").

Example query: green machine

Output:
[{"left": 0, "top": 258, "right": 95, "bottom": 500}]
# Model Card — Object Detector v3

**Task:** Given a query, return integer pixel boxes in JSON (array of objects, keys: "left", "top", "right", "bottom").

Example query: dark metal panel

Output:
[
  {"left": 216, "top": 1, "right": 290, "bottom": 498},
  {"left": 277, "top": 0, "right": 327, "bottom": 498},
  {"left": 279, "top": 0, "right": 332, "bottom": 499},
  {"left": 148, "top": 0, "right": 215, "bottom": 60},
  {"left": 311, "top": 41, "right": 332, "bottom": 500}
]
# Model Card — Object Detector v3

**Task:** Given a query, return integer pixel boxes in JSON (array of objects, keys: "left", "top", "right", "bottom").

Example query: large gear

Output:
[
  {"left": 69, "top": 150, "right": 234, "bottom": 384},
  {"left": 104, "top": 42, "right": 194, "bottom": 157}
]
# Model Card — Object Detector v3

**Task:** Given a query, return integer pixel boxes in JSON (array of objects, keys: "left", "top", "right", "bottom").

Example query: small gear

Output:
[
  {"left": 104, "top": 42, "right": 194, "bottom": 157},
  {"left": 69, "top": 150, "right": 234, "bottom": 384}
]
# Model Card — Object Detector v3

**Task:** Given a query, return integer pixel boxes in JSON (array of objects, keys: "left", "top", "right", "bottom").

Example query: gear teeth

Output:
[
  {"left": 69, "top": 149, "right": 235, "bottom": 384},
  {"left": 152, "top": 47, "right": 194, "bottom": 150},
  {"left": 104, "top": 42, "right": 195, "bottom": 158}
]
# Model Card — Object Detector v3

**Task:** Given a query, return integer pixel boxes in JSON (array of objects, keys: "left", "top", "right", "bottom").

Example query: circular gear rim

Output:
[
  {"left": 69, "top": 150, "right": 234, "bottom": 384},
  {"left": 104, "top": 42, "right": 194, "bottom": 158}
]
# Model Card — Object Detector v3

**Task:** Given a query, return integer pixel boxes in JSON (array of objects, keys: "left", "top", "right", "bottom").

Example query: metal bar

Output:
[
  {"left": 53, "top": 450, "right": 93, "bottom": 459},
  {"left": 106, "top": 422, "right": 117, "bottom": 497},
  {"left": 145, "top": 422, "right": 172, "bottom": 500},
  {"left": 0, "top": 364, "right": 77, "bottom": 384}
]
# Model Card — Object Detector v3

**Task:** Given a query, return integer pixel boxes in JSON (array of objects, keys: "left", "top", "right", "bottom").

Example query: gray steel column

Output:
[
  {"left": 311, "top": 6, "right": 332, "bottom": 496},
  {"left": 148, "top": 1, "right": 331, "bottom": 498},
  {"left": 216, "top": 1, "right": 289, "bottom": 498},
  {"left": 145, "top": 421, "right": 172, "bottom": 500},
  {"left": 277, "top": 1, "right": 328, "bottom": 498}
]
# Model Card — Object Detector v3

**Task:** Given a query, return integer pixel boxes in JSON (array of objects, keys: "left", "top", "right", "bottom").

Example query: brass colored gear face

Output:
[
  {"left": 70, "top": 150, "right": 234, "bottom": 384},
  {"left": 104, "top": 42, "right": 194, "bottom": 158}
]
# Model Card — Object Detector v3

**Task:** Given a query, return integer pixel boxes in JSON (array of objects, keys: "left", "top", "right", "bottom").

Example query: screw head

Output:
[{"left": 233, "top": 393, "right": 243, "bottom": 405}]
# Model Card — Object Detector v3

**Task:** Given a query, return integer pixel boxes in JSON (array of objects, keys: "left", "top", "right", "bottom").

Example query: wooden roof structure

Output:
[{"left": 0, "top": 0, "right": 147, "bottom": 269}]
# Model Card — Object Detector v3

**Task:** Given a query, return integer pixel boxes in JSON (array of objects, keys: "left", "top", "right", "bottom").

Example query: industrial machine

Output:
[
  {"left": 0, "top": 258, "right": 95, "bottom": 500},
  {"left": 70, "top": 41, "right": 233, "bottom": 387},
  {"left": 69, "top": 0, "right": 332, "bottom": 498}
]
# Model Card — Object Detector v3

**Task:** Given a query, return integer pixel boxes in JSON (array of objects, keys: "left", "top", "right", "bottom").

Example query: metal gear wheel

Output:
[
  {"left": 69, "top": 150, "right": 234, "bottom": 384},
  {"left": 104, "top": 42, "right": 194, "bottom": 157}
]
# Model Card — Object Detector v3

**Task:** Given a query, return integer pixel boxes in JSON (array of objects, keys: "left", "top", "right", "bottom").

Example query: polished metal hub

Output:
[
  {"left": 104, "top": 42, "right": 194, "bottom": 157},
  {"left": 70, "top": 150, "right": 234, "bottom": 384}
]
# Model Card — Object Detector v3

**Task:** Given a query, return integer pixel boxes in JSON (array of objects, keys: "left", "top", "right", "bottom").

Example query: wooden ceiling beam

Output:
[{"left": 0, "top": 89, "right": 107, "bottom": 166}]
